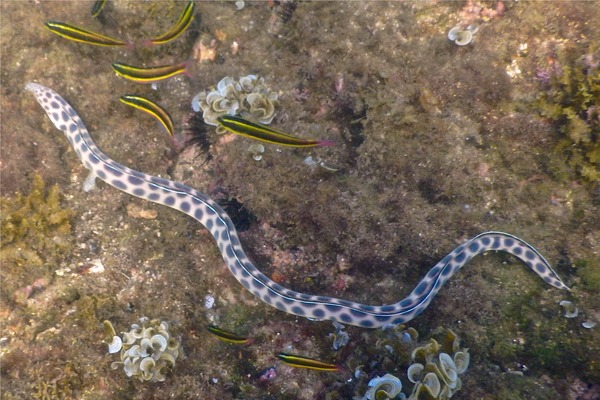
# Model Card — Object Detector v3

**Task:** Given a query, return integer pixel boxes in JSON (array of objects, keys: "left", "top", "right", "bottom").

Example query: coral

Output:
[
  {"left": 191, "top": 75, "right": 279, "bottom": 128},
  {"left": 107, "top": 318, "right": 182, "bottom": 382},
  {"left": 535, "top": 48, "right": 600, "bottom": 183},
  {"left": 0, "top": 173, "right": 74, "bottom": 302}
]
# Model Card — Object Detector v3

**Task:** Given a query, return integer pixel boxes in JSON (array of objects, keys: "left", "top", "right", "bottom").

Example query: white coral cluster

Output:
[
  {"left": 191, "top": 75, "right": 279, "bottom": 128},
  {"left": 107, "top": 317, "right": 181, "bottom": 382}
]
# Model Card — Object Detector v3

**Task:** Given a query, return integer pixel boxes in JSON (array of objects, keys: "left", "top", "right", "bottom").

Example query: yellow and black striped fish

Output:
[
  {"left": 143, "top": 0, "right": 195, "bottom": 46},
  {"left": 277, "top": 353, "right": 341, "bottom": 372},
  {"left": 217, "top": 116, "right": 335, "bottom": 148},
  {"left": 45, "top": 21, "right": 127, "bottom": 47},
  {"left": 112, "top": 62, "right": 190, "bottom": 83},
  {"left": 207, "top": 325, "right": 252, "bottom": 345},
  {"left": 120, "top": 95, "right": 174, "bottom": 137},
  {"left": 91, "top": 0, "right": 107, "bottom": 17}
]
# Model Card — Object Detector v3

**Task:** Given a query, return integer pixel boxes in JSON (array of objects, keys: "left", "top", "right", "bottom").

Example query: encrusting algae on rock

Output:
[{"left": 5, "top": 2, "right": 599, "bottom": 399}]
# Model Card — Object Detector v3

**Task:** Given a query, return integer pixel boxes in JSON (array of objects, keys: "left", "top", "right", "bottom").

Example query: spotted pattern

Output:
[{"left": 26, "top": 83, "right": 570, "bottom": 328}]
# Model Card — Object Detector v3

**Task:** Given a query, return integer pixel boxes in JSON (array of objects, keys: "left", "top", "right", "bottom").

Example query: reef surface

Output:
[{"left": 1, "top": 1, "right": 599, "bottom": 399}]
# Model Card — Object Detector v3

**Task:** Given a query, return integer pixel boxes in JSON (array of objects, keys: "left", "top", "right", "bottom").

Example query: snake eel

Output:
[{"left": 26, "top": 83, "right": 569, "bottom": 328}]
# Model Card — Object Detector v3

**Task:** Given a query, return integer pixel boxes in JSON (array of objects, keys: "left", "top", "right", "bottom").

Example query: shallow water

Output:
[{"left": 1, "top": 1, "right": 599, "bottom": 399}]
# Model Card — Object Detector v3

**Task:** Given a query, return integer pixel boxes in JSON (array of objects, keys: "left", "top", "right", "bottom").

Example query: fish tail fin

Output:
[
  {"left": 181, "top": 59, "right": 195, "bottom": 78},
  {"left": 317, "top": 140, "right": 336, "bottom": 147}
]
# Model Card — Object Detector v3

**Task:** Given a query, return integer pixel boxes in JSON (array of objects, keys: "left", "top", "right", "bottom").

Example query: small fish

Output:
[
  {"left": 277, "top": 353, "right": 342, "bottom": 372},
  {"left": 91, "top": 0, "right": 107, "bottom": 17},
  {"left": 45, "top": 21, "right": 126, "bottom": 47},
  {"left": 207, "top": 325, "right": 252, "bottom": 345},
  {"left": 119, "top": 95, "right": 175, "bottom": 137},
  {"left": 112, "top": 62, "right": 189, "bottom": 83},
  {"left": 144, "top": 0, "right": 195, "bottom": 46},
  {"left": 217, "top": 115, "right": 335, "bottom": 148}
]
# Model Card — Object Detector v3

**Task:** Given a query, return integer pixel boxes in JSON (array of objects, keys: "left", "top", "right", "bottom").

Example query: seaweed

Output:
[
  {"left": 535, "top": 46, "right": 600, "bottom": 183},
  {"left": 0, "top": 173, "right": 75, "bottom": 303}
]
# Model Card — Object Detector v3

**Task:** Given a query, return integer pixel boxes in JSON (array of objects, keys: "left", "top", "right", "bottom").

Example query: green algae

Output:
[
  {"left": 0, "top": 173, "right": 75, "bottom": 303},
  {"left": 498, "top": 293, "right": 598, "bottom": 379},
  {"left": 535, "top": 46, "right": 600, "bottom": 183},
  {"left": 492, "top": 373, "right": 561, "bottom": 400},
  {"left": 575, "top": 259, "right": 600, "bottom": 292}
]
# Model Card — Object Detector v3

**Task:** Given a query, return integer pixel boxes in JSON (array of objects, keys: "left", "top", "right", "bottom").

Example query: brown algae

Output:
[{"left": 1, "top": 173, "right": 75, "bottom": 302}]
